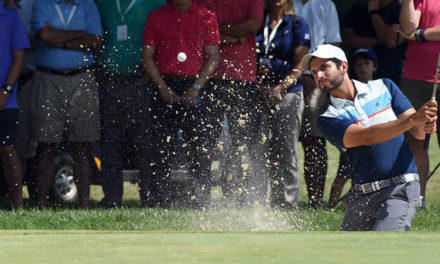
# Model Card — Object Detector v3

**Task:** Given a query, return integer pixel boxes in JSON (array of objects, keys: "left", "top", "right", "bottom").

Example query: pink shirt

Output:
[
  {"left": 402, "top": 0, "right": 440, "bottom": 83},
  {"left": 197, "top": 0, "right": 263, "bottom": 82},
  {"left": 142, "top": 2, "right": 219, "bottom": 75}
]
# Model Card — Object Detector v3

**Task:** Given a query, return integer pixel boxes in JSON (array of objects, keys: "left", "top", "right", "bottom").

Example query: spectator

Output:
[
  {"left": 3, "top": 0, "right": 38, "bottom": 199},
  {"left": 142, "top": 0, "right": 219, "bottom": 209},
  {"left": 399, "top": 0, "right": 440, "bottom": 208},
  {"left": 350, "top": 47, "right": 378, "bottom": 83},
  {"left": 256, "top": 0, "right": 310, "bottom": 208},
  {"left": 332, "top": 0, "right": 358, "bottom": 24},
  {"left": 341, "top": 0, "right": 407, "bottom": 85},
  {"left": 30, "top": 0, "right": 102, "bottom": 209},
  {"left": 328, "top": 47, "right": 377, "bottom": 208},
  {"left": 1, "top": 0, "right": 35, "bottom": 84},
  {"left": 96, "top": 0, "right": 166, "bottom": 208},
  {"left": 197, "top": 0, "right": 264, "bottom": 207},
  {"left": 303, "top": 44, "right": 436, "bottom": 231},
  {"left": 0, "top": 3, "right": 30, "bottom": 209},
  {"left": 293, "top": 0, "right": 341, "bottom": 208}
]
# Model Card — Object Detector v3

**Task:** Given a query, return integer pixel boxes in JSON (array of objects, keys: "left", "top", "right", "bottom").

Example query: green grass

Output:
[
  {"left": 1, "top": 231, "right": 440, "bottom": 263},
  {"left": 0, "top": 136, "right": 439, "bottom": 263},
  {"left": 0, "top": 136, "right": 439, "bottom": 232}
]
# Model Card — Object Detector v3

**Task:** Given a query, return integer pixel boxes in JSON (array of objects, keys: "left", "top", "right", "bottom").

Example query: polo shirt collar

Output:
[
  {"left": 330, "top": 80, "right": 368, "bottom": 109},
  {"left": 168, "top": 1, "right": 199, "bottom": 14},
  {"left": 55, "top": 0, "right": 79, "bottom": 5}
]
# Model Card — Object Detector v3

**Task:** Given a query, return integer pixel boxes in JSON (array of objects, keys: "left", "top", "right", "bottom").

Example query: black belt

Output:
[
  {"left": 37, "top": 66, "right": 92, "bottom": 76},
  {"left": 352, "top": 173, "right": 419, "bottom": 194}
]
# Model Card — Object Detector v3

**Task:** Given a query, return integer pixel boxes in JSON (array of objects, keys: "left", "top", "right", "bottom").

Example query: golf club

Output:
[
  {"left": 425, "top": 50, "right": 440, "bottom": 182},
  {"left": 423, "top": 51, "right": 440, "bottom": 150}
]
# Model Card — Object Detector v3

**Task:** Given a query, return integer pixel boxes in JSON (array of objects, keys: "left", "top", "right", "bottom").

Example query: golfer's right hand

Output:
[
  {"left": 414, "top": 99, "right": 437, "bottom": 125},
  {"left": 159, "top": 87, "right": 179, "bottom": 105}
]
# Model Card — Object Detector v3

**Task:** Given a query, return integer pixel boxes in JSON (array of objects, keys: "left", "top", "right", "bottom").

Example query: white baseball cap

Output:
[{"left": 300, "top": 44, "right": 348, "bottom": 71}]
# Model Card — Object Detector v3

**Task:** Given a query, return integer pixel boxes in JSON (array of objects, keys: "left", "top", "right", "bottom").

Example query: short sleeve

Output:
[
  {"left": 414, "top": 0, "right": 423, "bottom": 11},
  {"left": 203, "top": 11, "right": 220, "bottom": 46},
  {"left": 31, "top": 0, "right": 48, "bottom": 36},
  {"left": 247, "top": 0, "right": 263, "bottom": 21},
  {"left": 318, "top": 115, "right": 353, "bottom": 151},
  {"left": 382, "top": 78, "right": 414, "bottom": 116},
  {"left": 142, "top": 12, "right": 157, "bottom": 47},
  {"left": 294, "top": 15, "right": 311, "bottom": 47},
  {"left": 85, "top": 0, "right": 103, "bottom": 36},
  {"left": 324, "top": 1, "right": 342, "bottom": 44},
  {"left": 11, "top": 11, "right": 30, "bottom": 51}
]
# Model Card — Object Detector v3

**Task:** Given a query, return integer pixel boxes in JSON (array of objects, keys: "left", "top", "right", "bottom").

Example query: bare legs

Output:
[{"left": 0, "top": 146, "right": 23, "bottom": 209}]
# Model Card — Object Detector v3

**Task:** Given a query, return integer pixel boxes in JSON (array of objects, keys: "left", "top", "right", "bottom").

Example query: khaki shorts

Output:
[{"left": 29, "top": 70, "right": 100, "bottom": 143}]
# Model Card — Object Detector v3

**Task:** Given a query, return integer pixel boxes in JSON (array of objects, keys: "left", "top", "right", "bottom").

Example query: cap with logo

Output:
[{"left": 300, "top": 44, "right": 348, "bottom": 71}]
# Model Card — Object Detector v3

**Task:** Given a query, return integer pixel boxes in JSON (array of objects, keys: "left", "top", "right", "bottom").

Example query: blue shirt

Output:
[
  {"left": 0, "top": 6, "right": 30, "bottom": 109},
  {"left": 256, "top": 15, "right": 310, "bottom": 92},
  {"left": 317, "top": 79, "right": 417, "bottom": 184},
  {"left": 32, "top": 0, "right": 102, "bottom": 70}
]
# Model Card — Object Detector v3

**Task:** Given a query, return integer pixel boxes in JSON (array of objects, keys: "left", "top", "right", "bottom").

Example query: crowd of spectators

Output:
[{"left": 0, "top": 0, "right": 439, "bottom": 210}]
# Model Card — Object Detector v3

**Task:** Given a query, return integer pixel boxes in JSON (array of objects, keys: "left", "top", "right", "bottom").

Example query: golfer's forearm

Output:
[
  {"left": 344, "top": 116, "right": 417, "bottom": 147},
  {"left": 410, "top": 125, "right": 426, "bottom": 140},
  {"left": 365, "top": 117, "right": 416, "bottom": 143}
]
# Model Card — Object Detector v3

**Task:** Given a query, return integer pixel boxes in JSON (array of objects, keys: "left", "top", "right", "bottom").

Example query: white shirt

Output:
[{"left": 293, "top": 0, "right": 341, "bottom": 50}]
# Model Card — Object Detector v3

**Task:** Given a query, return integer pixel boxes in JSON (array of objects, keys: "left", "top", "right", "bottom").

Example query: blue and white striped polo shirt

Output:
[{"left": 317, "top": 78, "right": 417, "bottom": 185}]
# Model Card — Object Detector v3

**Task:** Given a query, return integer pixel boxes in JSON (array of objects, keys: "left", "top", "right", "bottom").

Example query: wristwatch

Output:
[
  {"left": 193, "top": 83, "right": 202, "bottom": 90},
  {"left": 1, "top": 84, "right": 13, "bottom": 93}
]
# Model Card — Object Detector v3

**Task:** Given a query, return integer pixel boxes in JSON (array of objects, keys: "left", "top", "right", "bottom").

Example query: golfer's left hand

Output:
[{"left": 424, "top": 120, "right": 437, "bottom": 134}]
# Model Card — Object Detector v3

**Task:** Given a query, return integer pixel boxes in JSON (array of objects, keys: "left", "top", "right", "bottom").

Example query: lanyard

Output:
[
  {"left": 263, "top": 15, "right": 283, "bottom": 56},
  {"left": 116, "top": 0, "right": 136, "bottom": 23},
  {"left": 53, "top": 3, "right": 77, "bottom": 29}
]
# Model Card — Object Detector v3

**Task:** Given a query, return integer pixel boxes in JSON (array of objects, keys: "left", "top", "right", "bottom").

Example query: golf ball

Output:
[{"left": 177, "top": 52, "right": 187, "bottom": 62}]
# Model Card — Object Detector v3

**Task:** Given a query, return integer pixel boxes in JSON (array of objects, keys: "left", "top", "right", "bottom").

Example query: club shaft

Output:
[{"left": 432, "top": 51, "right": 440, "bottom": 100}]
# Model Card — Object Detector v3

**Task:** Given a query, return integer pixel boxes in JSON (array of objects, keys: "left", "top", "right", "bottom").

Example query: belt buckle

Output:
[{"left": 404, "top": 174, "right": 416, "bottom": 182}]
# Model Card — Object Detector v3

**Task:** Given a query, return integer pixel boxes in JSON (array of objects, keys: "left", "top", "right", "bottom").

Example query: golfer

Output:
[{"left": 300, "top": 44, "right": 437, "bottom": 231}]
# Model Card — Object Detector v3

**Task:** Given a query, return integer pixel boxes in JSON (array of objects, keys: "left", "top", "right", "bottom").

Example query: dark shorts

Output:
[
  {"left": 0, "top": 109, "right": 18, "bottom": 148},
  {"left": 29, "top": 70, "right": 100, "bottom": 143},
  {"left": 400, "top": 78, "right": 440, "bottom": 145}
]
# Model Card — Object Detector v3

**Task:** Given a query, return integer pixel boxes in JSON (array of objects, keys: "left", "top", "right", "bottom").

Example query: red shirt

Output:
[
  {"left": 197, "top": 0, "right": 263, "bottom": 82},
  {"left": 142, "top": 2, "right": 219, "bottom": 75},
  {"left": 402, "top": 0, "right": 440, "bottom": 82}
]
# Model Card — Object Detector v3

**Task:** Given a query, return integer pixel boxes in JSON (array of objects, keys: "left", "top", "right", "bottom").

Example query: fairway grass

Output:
[{"left": 1, "top": 231, "right": 440, "bottom": 264}]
